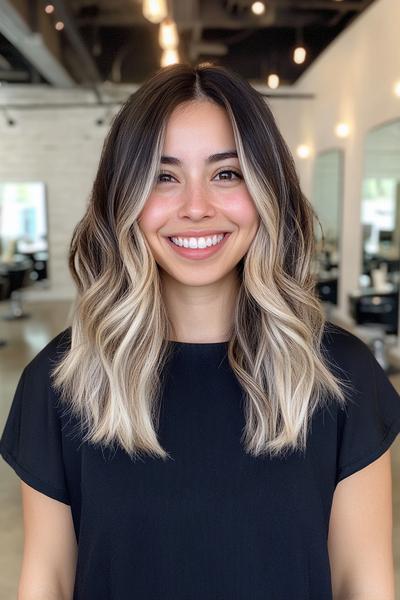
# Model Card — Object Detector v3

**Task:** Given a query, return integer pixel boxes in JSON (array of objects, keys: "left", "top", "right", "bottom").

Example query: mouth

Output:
[
  {"left": 165, "top": 232, "right": 231, "bottom": 260},
  {"left": 167, "top": 232, "right": 229, "bottom": 245}
]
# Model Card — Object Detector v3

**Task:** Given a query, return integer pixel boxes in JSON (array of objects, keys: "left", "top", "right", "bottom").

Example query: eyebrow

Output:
[{"left": 160, "top": 151, "right": 238, "bottom": 166}]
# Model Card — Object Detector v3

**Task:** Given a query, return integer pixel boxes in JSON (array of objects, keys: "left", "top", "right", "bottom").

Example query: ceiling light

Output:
[
  {"left": 161, "top": 49, "right": 179, "bottom": 67},
  {"left": 296, "top": 145, "right": 311, "bottom": 159},
  {"left": 159, "top": 18, "right": 179, "bottom": 50},
  {"left": 251, "top": 1, "right": 266, "bottom": 15},
  {"left": 293, "top": 46, "right": 306, "bottom": 64},
  {"left": 55, "top": 21, "right": 64, "bottom": 31},
  {"left": 143, "top": 0, "right": 168, "bottom": 24},
  {"left": 335, "top": 122, "right": 350, "bottom": 138},
  {"left": 267, "top": 73, "right": 279, "bottom": 89},
  {"left": 44, "top": 4, "right": 55, "bottom": 14},
  {"left": 393, "top": 81, "right": 400, "bottom": 97}
]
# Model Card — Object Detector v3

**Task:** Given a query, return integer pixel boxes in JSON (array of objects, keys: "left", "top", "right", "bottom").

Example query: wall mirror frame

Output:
[
  {"left": 311, "top": 147, "right": 344, "bottom": 307},
  {"left": 353, "top": 118, "right": 400, "bottom": 340},
  {"left": 361, "top": 118, "right": 400, "bottom": 283}
]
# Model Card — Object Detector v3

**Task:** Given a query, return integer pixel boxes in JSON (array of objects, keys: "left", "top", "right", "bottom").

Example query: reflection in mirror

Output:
[
  {"left": 361, "top": 121, "right": 400, "bottom": 285},
  {"left": 311, "top": 149, "right": 343, "bottom": 309},
  {"left": 0, "top": 182, "right": 49, "bottom": 319},
  {"left": 351, "top": 119, "right": 400, "bottom": 349}
]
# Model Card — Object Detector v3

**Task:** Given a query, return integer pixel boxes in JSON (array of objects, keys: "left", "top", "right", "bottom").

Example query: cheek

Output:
[
  {"left": 223, "top": 192, "right": 259, "bottom": 229},
  {"left": 137, "top": 195, "right": 170, "bottom": 233}
]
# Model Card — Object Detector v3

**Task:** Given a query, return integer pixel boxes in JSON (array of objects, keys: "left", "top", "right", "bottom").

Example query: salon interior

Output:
[{"left": 0, "top": 0, "right": 399, "bottom": 596}]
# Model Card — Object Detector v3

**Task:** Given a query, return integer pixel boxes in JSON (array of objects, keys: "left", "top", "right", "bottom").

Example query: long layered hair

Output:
[{"left": 51, "top": 63, "right": 351, "bottom": 461}]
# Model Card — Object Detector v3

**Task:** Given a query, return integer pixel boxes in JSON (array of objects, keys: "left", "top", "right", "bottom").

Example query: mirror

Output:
[
  {"left": 311, "top": 148, "right": 344, "bottom": 306},
  {"left": 0, "top": 182, "right": 49, "bottom": 285},
  {"left": 361, "top": 119, "right": 400, "bottom": 284},
  {"left": 350, "top": 119, "right": 400, "bottom": 339}
]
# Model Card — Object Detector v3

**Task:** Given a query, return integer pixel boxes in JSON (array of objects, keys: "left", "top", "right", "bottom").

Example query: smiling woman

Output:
[
  {"left": 51, "top": 62, "right": 350, "bottom": 464},
  {"left": 138, "top": 100, "right": 260, "bottom": 285},
  {"left": 1, "top": 63, "right": 399, "bottom": 600}
]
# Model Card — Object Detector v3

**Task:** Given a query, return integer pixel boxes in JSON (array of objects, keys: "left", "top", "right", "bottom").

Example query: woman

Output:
[{"left": 1, "top": 63, "right": 400, "bottom": 600}]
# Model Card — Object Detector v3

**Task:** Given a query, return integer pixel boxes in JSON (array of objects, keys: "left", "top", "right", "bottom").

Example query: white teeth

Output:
[{"left": 170, "top": 234, "right": 225, "bottom": 249}]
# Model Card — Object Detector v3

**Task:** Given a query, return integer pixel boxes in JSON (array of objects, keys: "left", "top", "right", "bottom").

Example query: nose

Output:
[{"left": 178, "top": 181, "right": 216, "bottom": 220}]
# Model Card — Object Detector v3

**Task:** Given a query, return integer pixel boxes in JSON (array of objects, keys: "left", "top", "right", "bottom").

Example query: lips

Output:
[
  {"left": 168, "top": 233, "right": 227, "bottom": 246},
  {"left": 165, "top": 232, "right": 231, "bottom": 259}
]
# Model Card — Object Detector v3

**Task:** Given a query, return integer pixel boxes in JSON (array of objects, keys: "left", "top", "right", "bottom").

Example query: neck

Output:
[{"left": 161, "top": 270, "right": 240, "bottom": 344}]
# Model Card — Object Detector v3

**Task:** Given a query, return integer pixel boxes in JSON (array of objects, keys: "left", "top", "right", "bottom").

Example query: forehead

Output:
[{"left": 162, "top": 100, "right": 236, "bottom": 153}]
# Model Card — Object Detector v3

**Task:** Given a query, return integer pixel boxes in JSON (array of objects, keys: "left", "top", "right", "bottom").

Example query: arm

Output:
[
  {"left": 327, "top": 449, "right": 395, "bottom": 600},
  {"left": 18, "top": 481, "right": 78, "bottom": 600}
]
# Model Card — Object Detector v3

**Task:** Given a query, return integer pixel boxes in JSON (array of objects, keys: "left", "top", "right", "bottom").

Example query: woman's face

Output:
[{"left": 137, "top": 99, "right": 260, "bottom": 287}]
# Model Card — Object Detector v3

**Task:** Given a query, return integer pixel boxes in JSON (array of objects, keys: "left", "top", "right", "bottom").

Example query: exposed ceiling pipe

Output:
[
  {"left": 0, "top": 89, "right": 316, "bottom": 111},
  {"left": 0, "top": 0, "right": 74, "bottom": 87},
  {"left": 0, "top": 70, "right": 30, "bottom": 81},
  {"left": 76, "top": 0, "right": 371, "bottom": 28},
  {"left": 49, "top": 0, "right": 103, "bottom": 102}
]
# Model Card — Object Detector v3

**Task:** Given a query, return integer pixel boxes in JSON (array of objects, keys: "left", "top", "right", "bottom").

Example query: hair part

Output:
[{"left": 51, "top": 62, "right": 353, "bottom": 461}]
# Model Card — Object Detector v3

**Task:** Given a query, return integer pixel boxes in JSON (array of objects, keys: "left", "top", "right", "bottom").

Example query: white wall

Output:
[
  {"left": 280, "top": 0, "right": 400, "bottom": 323},
  {"left": 0, "top": 88, "right": 122, "bottom": 299}
]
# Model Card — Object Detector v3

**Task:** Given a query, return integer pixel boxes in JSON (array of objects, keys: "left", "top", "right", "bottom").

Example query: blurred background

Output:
[{"left": 0, "top": 0, "right": 399, "bottom": 596}]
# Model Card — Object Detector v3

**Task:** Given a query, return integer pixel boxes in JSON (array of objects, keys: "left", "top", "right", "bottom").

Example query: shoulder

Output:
[
  {"left": 23, "top": 327, "right": 72, "bottom": 382},
  {"left": 27, "top": 327, "right": 71, "bottom": 367},
  {"left": 322, "top": 320, "right": 369, "bottom": 355},
  {"left": 321, "top": 322, "right": 400, "bottom": 435},
  {"left": 321, "top": 321, "right": 373, "bottom": 375}
]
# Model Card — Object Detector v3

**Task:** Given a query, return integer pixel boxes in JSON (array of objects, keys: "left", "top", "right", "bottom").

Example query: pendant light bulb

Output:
[
  {"left": 159, "top": 18, "right": 179, "bottom": 50},
  {"left": 293, "top": 46, "right": 306, "bottom": 64},
  {"left": 267, "top": 73, "right": 279, "bottom": 89},
  {"left": 251, "top": 1, "right": 266, "bottom": 15},
  {"left": 143, "top": 0, "right": 168, "bottom": 24},
  {"left": 161, "top": 48, "right": 180, "bottom": 67}
]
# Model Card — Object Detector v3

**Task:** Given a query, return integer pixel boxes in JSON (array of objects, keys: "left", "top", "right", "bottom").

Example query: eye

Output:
[
  {"left": 214, "top": 169, "right": 243, "bottom": 182},
  {"left": 155, "top": 169, "right": 243, "bottom": 184},
  {"left": 156, "top": 171, "right": 177, "bottom": 184}
]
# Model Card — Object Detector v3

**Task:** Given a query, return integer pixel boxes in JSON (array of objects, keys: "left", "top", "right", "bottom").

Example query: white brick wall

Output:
[{"left": 0, "top": 86, "right": 133, "bottom": 300}]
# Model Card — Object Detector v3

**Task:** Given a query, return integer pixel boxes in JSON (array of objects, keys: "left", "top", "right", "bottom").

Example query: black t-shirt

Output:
[{"left": 1, "top": 321, "right": 400, "bottom": 599}]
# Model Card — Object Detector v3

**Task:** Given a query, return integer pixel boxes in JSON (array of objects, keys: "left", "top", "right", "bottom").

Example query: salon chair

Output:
[
  {"left": 349, "top": 289, "right": 399, "bottom": 373},
  {"left": 19, "top": 250, "right": 48, "bottom": 282},
  {"left": 0, "top": 257, "right": 34, "bottom": 320},
  {"left": 0, "top": 275, "right": 8, "bottom": 346}
]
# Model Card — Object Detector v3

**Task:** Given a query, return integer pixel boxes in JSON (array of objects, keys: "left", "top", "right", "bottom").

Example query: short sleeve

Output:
[
  {"left": 336, "top": 343, "right": 400, "bottom": 485},
  {"left": 0, "top": 355, "right": 70, "bottom": 505}
]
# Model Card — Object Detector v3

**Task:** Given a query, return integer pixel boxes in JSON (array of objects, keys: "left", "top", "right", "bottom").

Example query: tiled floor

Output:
[{"left": 0, "top": 300, "right": 399, "bottom": 598}]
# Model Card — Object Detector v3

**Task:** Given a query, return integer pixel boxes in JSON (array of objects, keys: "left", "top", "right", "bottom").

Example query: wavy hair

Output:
[{"left": 51, "top": 63, "right": 352, "bottom": 461}]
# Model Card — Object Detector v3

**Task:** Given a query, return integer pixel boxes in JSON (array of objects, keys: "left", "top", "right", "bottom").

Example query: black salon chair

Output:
[
  {"left": 18, "top": 250, "right": 48, "bottom": 282},
  {"left": 0, "top": 275, "right": 8, "bottom": 346},
  {"left": 349, "top": 289, "right": 399, "bottom": 372},
  {"left": 0, "top": 257, "right": 34, "bottom": 320}
]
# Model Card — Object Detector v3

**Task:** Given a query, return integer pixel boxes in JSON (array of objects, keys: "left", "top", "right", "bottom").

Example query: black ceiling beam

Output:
[
  {"left": 272, "top": 0, "right": 371, "bottom": 10},
  {"left": 0, "top": 69, "right": 30, "bottom": 81},
  {"left": 0, "top": 0, "right": 74, "bottom": 86},
  {"left": 76, "top": 0, "right": 372, "bottom": 27},
  {"left": 48, "top": 0, "right": 102, "bottom": 97}
]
